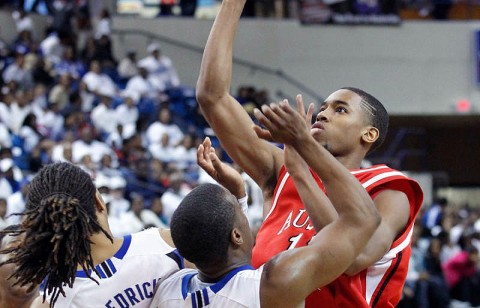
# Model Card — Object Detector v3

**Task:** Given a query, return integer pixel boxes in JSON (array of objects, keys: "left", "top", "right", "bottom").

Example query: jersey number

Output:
[{"left": 287, "top": 234, "right": 303, "bottom": 250}]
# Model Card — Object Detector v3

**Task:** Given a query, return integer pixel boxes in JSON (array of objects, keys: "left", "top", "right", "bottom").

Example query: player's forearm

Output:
[
  {"left": 196, "top": 0, "right": 246, "bottom": 104},
  {"left": 289, "top": 172, "right": 338, "bottom": 231},
  {"left": 294, "top": 137, "right": 375, "bottom": 221}
]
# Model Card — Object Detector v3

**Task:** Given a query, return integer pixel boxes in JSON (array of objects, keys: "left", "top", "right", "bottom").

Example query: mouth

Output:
[{"left": 310, "top": 122, "right": 325, "bottom": 134}]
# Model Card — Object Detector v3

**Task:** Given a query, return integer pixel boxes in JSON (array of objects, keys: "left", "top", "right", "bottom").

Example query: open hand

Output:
[
  {"left": 253, "top": 94, "right": 314, "bottom": 146},
  {"left": 197, "top": 137, "right": 246, "bottom": 198}
]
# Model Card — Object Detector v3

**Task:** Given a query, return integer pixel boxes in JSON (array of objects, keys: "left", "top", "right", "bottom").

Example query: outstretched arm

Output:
[
  {"left": 260, "top": 143, "right": 380, "bottom": 307},
  {"left": 196, "top": 0, "right": 282, "bottom": 198}
]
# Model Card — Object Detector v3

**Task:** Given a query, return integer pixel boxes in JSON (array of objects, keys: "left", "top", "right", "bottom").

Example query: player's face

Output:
[{"left": 311, "top": 89, "right": 370, "bottom": 156}]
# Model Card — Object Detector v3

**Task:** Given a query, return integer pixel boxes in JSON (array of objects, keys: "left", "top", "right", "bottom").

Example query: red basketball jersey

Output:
[{"left": 251, "top": 164, "right": 423, "bottom": 307}]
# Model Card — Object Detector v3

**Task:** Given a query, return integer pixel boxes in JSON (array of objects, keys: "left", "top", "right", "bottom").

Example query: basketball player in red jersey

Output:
[{"left": 195, "top": 0, "right": 424, "bottom": 306}]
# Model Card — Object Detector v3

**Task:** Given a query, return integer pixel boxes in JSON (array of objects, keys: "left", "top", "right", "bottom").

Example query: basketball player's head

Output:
[
  {"left": 314, "top": 87, "right": 388, "bottom": 156},
  {"left": 0, "top": 162, "right": 112, "bottom": 306},
  {"left": 170, "top": 183, "right": 253, "bottom": 270}
]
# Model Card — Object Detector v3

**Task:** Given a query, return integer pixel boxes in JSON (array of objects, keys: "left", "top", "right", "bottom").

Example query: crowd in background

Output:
[
  {"left": 0, "top": 0, "right": 471, "bottom": 21},
  {"left": 0, "top": 1, "right": 479, "bottom": 307}
]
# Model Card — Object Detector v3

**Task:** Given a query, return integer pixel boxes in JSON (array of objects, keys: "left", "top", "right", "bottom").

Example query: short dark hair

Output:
[
  {"left": 0, "top": 162, "right": 112, "bottom": 307},
  {"left": 341, "top": 87, "right": 389, "bottom": 154},
  {"left": 170, "top": 184, "right": 236, "bottom": 269}
]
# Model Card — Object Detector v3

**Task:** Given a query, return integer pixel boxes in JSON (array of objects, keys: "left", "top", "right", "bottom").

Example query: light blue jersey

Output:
[
  {"left": 46, "top": 228, "right": 184, "bottom": 307},
  {"left": 151, "top": 265, "right": 262, "bottom": 308}
]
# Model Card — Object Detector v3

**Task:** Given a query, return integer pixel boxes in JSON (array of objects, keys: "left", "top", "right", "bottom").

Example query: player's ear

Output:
[
  {"left": 95, "top": 190, "right": 107, "bottom": 212},
  {"left": 361, "top": 126, "right": 379, "bottom": 145},
  {"left": 231, "top": 228, "right": 244, "bottom": 246}
]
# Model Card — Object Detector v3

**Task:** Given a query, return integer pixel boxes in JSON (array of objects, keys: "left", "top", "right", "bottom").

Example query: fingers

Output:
[
  {"left": 296, "top": 94, "right": 305, "bottom": 117},
  {"left": 197, "top": 137, "right": 214, "bottom": 173},
  {"left": 306, "top": 103, "right": 315, "bottom": 125},
  {"left": 209, "top": 148, "right": 223, "bottom": 171},
  {"left": 253, "top": 100, "right": 290, "bottom": 131},
  {"left": 253, "top": 124, "right": 273, "bottom": 142}
]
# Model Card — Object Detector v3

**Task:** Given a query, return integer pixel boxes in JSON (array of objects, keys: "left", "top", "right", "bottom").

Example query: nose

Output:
[{"left": 316, "top": 111, "right": 327, "bottom": 122}]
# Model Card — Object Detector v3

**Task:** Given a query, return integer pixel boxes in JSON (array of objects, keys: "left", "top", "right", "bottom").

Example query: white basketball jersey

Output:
[
  {"left": 47, "top": 228, "right": 184, "bottom": 307},
  {"left": 150, "top": 265, "right": 262, "bottom": 308}
]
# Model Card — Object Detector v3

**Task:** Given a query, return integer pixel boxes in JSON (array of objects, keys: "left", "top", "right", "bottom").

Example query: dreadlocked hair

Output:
[{"left": 0, "top": 162, "right": 112, "bottom": 307}]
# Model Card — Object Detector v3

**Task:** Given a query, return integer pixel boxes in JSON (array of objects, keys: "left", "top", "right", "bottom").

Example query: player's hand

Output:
[
  {"left": 284, "top": 144, "right": 309, "bottom": 178},
  {"left": 197, "top": 137, "right": 246, "bottom": 198},
  {"left": 253, "top": 95, "right": 315, "bottom": 146}
]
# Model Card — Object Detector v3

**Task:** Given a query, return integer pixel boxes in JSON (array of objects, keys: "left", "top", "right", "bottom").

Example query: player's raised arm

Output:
[{"left": 196, "top": 0, "right": 282, "bottom": 194}]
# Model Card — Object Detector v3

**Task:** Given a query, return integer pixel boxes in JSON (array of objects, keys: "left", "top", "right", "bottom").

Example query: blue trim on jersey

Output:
[
  {"left": 181, "top": 265, "right": 254, "bottom": 300},
  {"left": 114, "top": 234, "right": 132, "bottom": 259},
  {"left": 173, "top": 249, "right": 185, "bottom": 269},
  {"left": 182, "top": 273, "right": 197, "bottom": 299},
  {"left": 75, "top": 269, "right": 92, "bottom": 278},
  {"left": 210, "top": 265, "right": 253, "bottom": 293},
  {"left": 95, "top": 264, "right": 107, "bottom": 279},
  {"left": 106, "top": 258, "right": 117, "bottom": 274},
  {"left": 191, "top": 292, "right": 198, "bottom": 308},
  {"left": 202, "top": 288, "right": 209, "bottom": 305}
]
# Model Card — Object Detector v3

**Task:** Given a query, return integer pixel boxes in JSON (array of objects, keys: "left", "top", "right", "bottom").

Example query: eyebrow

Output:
[{"left": 320, "top": 100, "right": 350, "bottom": 108}]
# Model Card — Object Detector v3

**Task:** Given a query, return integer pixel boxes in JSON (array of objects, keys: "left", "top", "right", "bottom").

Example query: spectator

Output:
[
  {"left": 11, "top": 10, "right": 33, "bottom": 34},
  {"left": 48, "top": 73, "right": 71, "bottom": 110},
  {"left": 146, "top": 107, "right": 184, "bottom": 147},
  {"left": 39, "top": 28, "right": 65, "bottom": 65},
  {"left": 5, "top": 180, "right": 29, "bottom": 226},
  {"left": 148, "top": 133, "right": 176, "bottom": 163},
  {"left": 94, "top": 8, "right": 112, "bottom": 39},
  {"left": 150, "top": 196, "right": 168, "bottom": 226},
  {"left": 121, "top": 194, "right": 167, "bottom": 233},
  {"left": 116, "top": 90, "right": 139, "bottom": 134},
  {"left": 443, "top": 246, "right": 480, "bottom": 306},
  {"left": 2, "top": 52, "right": 28, "bottom": 85},
  {"left": 94, "top": 34, "right": 116, "bottom": 68},
  {"left": 50, "top": 0, "right": 75, "bottom": 35},
  {"left": 423, "top": 197, "right": 449, "bottom": 236},
  {"left": 137, "top": 42, "right": 180, "bottom": 92},
  {"left": 80, "top": 60, "right": 116, "bottom": 112},
  {"left": 125, "top": 65, "right": 157, "bottom": 100},
  {"left": 107, "top": 176, "right": 130, "bottom": 219},
  {"left": 31, "top": 58, "right": 55, "bottom": 87},
  {"left": 18, "top": 113, "right": 42, "bottom": 153},
  {"left": 9, "top": 89, "right": 32, "bottom": 134},
  {"left": 90, "top": 86, "right": 117, "bottom": 135},
  {"left": 71, "top": 125, "right": 115, "bottom": 164},
  {"left": 54, "top": 46, "right": 86, "bottom": 80},
  {"left": 161, "top": 171, "right": 191, "bottom": 225},
  {"left": 172, "top": 134, "right": 197, "bottom": 170},
  {"left": 117, "top": 50, "right": 138, "bottom": 80}
]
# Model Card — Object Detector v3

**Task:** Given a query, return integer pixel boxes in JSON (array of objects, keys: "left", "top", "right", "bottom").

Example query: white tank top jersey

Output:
[
  {"left": 150, "top": 265, "right": 262, "bottom": 308},
  {"left": 45, "top": 228, "right": 184, "bottom": 307}
]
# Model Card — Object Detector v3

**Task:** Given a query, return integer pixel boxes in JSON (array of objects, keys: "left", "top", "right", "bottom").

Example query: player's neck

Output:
[
  {"left": 197, "top": 259, "right": 251, "bottom": 283},
  {"left": 335, "top": 152, "right": 365, "bottom": 170},
  {"left": 87, "top": 233, "right": 124, "bottom": 266}
]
